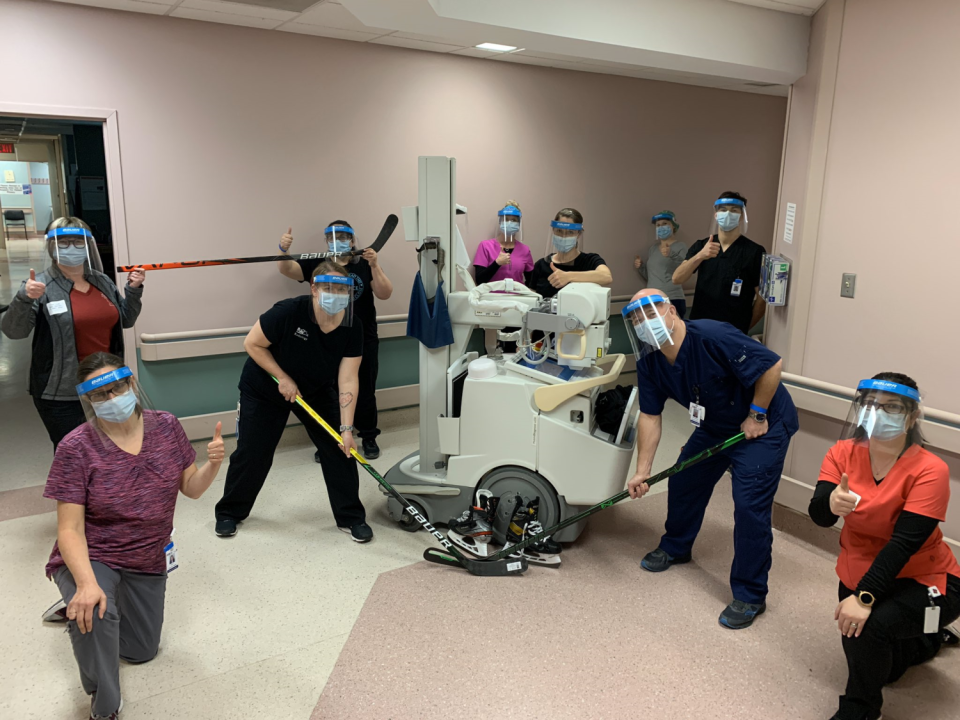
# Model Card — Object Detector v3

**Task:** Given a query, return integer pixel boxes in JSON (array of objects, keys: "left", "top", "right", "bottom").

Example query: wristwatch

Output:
[
  {"left": 339, "top": 425, "right": 355, "bottom": 434},
  {"left": 749, "top": 403, "right": 768, "bottom": 423},
  {"left": 856, "top": 590, "right": 876, "bottom": 608}
]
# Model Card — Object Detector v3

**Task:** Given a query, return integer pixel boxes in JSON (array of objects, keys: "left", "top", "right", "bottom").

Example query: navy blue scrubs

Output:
[{"left": 636, "top": 320, "right": 798, "bottom": 604}]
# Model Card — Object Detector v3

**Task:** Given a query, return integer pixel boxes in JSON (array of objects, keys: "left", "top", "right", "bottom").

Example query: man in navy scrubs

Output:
[{"left": 623, "top": 288, "right": 798, "bottom": 629}]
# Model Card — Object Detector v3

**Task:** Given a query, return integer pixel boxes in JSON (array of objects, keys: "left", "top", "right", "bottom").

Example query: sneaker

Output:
[
  {"left": 942, "top": 625, "right": 960, "bottom": 646},
  {"left": 719, "top": 600, "right": 766, "bottom": 630},
  {"left": 215, "top": 517, "right": 238, "bottom": 537},
  {"left": 90, "top": 694, "right": 123, "bottom": 719},
  {"left": 42, "top": 598, "right": 67, "bottom": 623},
  {"left": 339, "top": 522, "right": 373, "bottom": 543},
  {"left": 361, "top": 438, "right": 380, "bottom": 460},
  {"left": 828, "top": 710, "right": 881, "bottom": 720},
  {"left": 640, "top": 548, "right": 692, "bottom": 573},
  {"left": 314, "top": 450, "right": 322, "bottom": 464}
]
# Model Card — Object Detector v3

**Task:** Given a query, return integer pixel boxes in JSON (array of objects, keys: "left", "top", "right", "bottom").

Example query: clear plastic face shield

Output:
[
  {"left": 709, "top": 198, "right": 749, "bottom": 237},
  {"left": 622, "top": 294, "right": 677, "bottom": 361},
  {"left": 312, "top": 274, "right": 355, "bottom": 327},
  {"left": 651, "top": 212, "right": 678, "bottom": 242},
  {"left": 840, "top": 379, "right": 924, "bottom": 455},
  {"left": 547, "top": 220, "right": 584, "bottom": 260},
  {"left": 76, "top": 366, "right": 153, "bottom": 434},
  {"left": 324, "top": 225, "right": 356, "bottom": 262},
  {"left": 46, "top": 227, "right": 104, "bottom": 274},
  {"left": 498, "top": 205, "right": 522, "bottom": 247}
]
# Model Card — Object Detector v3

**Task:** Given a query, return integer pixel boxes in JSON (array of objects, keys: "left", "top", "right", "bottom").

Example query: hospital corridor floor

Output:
[{"left": 1, "top": 404, "right": 958, "bottom": 720}]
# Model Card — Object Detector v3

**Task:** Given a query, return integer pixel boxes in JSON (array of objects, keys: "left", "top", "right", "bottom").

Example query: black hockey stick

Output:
[
  {"left": 440, "top": 432, "right": 746, "bottom": 566},
  {"left": 117, "top": 214, "right": 399, "bottom": 273},
  {"left": 272, "top": 378, "right": 527, "bottom": 577}
]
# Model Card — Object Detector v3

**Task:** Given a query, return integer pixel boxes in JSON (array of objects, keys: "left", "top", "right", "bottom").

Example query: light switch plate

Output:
[{"left": 841, "top": 273, "right": 856, "bottom": 298}]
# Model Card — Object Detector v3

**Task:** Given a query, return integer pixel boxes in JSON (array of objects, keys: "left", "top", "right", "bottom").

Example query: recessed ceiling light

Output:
[{"left": 476, "top": 43, "right": 518, "bottom": 52}]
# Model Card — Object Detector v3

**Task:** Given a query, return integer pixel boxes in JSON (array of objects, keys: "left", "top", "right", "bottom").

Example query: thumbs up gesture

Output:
[
  {"left": 206, "top": 421, "right": 225, "bottom": 464},
  {"left": 548, "top": 262, "right": 571, "bottom": 289},
  {"left": 25, "top": 268, "right": 46, "bottom": 300},
  {"left": 280, "top": 227, "right": 294, "bottom": 252},
  {"left": 634, "top": 255, "right": 642, "bottom": 269},
  {"left": 829, "top": 473, "right": 859, "bottom": 517}
]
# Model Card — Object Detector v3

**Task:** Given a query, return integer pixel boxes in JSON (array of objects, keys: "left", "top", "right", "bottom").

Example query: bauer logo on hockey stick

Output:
[{"left": 406, "top": 505, "right": 453, "bottom": 550}]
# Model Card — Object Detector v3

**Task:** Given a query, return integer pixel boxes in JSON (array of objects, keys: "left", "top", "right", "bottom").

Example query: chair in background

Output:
[{"left": 3, "top": 210, "right": 28, "bottom": 240}]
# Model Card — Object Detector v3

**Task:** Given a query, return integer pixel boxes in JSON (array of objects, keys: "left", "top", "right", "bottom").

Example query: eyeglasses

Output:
[
  {"left": 87, "top": 378, "right": 132, "bottom": 403},
  {"left": 56, "top": 238, "right": 88, "bottom": 249},
  {"left": 862, "top": 398, "right": 907, "bottom": 415}
]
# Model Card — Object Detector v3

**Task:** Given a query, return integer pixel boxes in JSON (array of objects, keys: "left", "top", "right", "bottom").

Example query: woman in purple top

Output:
[
  {"left": 473, "top": 201, "right": 535, "bottom": 286},
  {"left": 43, "top": 352, "right": 225, "bottom": 720}
]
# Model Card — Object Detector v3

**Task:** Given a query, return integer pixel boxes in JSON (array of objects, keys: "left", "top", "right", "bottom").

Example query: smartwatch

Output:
[
  {"left": 339, "top": 425, "right": 355, "bottom": 434},
  {"left": 856, "top": 590, "right": 876, "bottom": 608}
]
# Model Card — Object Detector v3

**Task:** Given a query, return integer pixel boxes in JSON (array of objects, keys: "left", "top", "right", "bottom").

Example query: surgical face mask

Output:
[
  {"left": 552, "top": 235, "right": 577, "bottom": 253},
  {"left": 656, "top": 225, "right": 673, "bottom": 241},
  {"left": 327, "top": 240, "right": 352, "bottom": 254},
  {"left": 715, "top": 211, "right": 741, "bottom": 232},
  {"left": 858, "top": 406, "right": 907, "bottom": 441},
  {"left": 501, "top": 221, "right": 520, "bottom": 236},
  {"left": 57, "top": 245, "right": 88, "bottom": 267},
  {"left": 92, "top": 390, "right": 138, "bottom": 423},
  {"left": 635, "top": 313, "right": 673, "bottom": 348},
  {"left": 318, "top": 293, "right": 350, "bottom": 315}
]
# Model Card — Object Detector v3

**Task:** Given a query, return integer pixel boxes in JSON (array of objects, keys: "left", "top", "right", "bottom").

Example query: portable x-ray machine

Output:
[{"left": 383, "top": 156, "right": 640, "bottom": 543}]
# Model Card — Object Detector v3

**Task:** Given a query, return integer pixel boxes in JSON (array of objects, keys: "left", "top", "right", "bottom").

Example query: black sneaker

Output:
[
  {"left": 215, "top": 518, "right": 238, "bottom": 537},
  {"left": 361, "top": 439, "right": 380, "bottom": 460},
  {"left": 719, "top": 600, "right": 766, "bottom": 630},
  {"left": 640, "top": 548, "right": 692, "bottom": 572},
  {"left": 339, "top": 522, "right": 373, "bottom": 543},
  {"left": 829, "top": 709, "right": 881, "bottom": 720},
  {"left": 314, "top": 450, "right": 322, "bottom": 464}
]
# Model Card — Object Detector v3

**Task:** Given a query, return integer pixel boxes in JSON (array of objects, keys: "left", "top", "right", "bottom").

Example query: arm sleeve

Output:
[
  {"left": 707, "top": 324, "right": 781, "bottom": 387},
  {"left": 685, "top": 239, "right": 706, "bottom": 262},
  {"left": 809, "top": 480, "right": 840, "bottom": 528},
  {"left": 523, "top": 270, "right": 535, "bottom": 287},
  {"left": 1, "top": 281, "right": 39, "bottom": 339},
  {"left": 746, "top": 246, "right": 764, "bottom": 290},
  {"left": 635, "top": 360, "right": 668, "bottom": 416},
  {"left": 583, "top": 254, "right": 605, "bottom": 271},
  {"left": 113, "top": 277, "right": 143, "bottom": 329},
  {"left": 296, "top": 260, "right": 315, "bottom": 283},
  {"left": 43, "top": 439, "right": 89, "bottom": 505},
  {"left": 857, "top": 511, "right": 941, "bottom": 598},
  {"left": 344, "top": 321, "right": 364, "bottom": 358},
  {"left": 669, "top": 242, "right": 688, "bottom": 266},
  {"left": 903, "top": 460, "right": 950, "bottom": 521},
  {"left": 167, "top": 413, "right": 197, "bottom": 472},
  {"left": 474, "top": 261, "right": 500, "bottom": 285},
  {"left": 636, "top": 255, "right": 648, "bottom": 281},
  {"left": 258, "top": 302, "right": 288, "bottom": 345},
  {"left": 526, "top": 262, "right": 543, "bottom": 291}
]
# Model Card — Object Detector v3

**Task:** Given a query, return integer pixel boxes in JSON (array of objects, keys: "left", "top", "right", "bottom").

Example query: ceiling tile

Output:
[
  {"left": 177, "top": 0, "right": 297, "bottom": 20},
  {"left": 511, "top": 50, "right": 578, "bottom": 62},
  {"left": 278, "top": 24, "right": 385, "bottom": 41},
  {"left": 171, "top": 7, "right": 287, "bottom": 28},
  {"left": 491, "top": 54, "right": 554, "bottom": 67},
  {"left": 449, "top": 47, "right": 507, "bottom": 58},
  {"left": 226, "top": 0, "right": 318, "bottom": 11},
  {"left": 50, "top": 0, "right": 173, "bottom": 13},
  {"left": 369, "top": 36, "right": 464, "bottom": 53},
  {"left": 294, "top": 2, "right": 391, "bottom": 33}
]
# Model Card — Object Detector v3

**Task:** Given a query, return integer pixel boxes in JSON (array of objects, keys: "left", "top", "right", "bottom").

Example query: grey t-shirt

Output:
[{"left": 636, "top": 241, "right": 687, "bottom": 300}]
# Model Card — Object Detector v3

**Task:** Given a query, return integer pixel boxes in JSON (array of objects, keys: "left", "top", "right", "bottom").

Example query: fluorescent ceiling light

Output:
[{"left": 476, "top": 43, "right": 518, "bottom": 52}]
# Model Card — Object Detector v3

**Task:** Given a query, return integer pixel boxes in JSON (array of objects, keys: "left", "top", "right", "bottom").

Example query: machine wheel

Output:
[
  {"left": 477, "top": 466, "right": 562, "bottom": 532},
  {"left": 398, "top": 500, "right": 425, "bottom": 533}
]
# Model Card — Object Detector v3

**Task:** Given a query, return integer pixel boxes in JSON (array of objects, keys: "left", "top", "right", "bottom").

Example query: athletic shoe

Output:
[
  {"left": 361, "top": 439, "right": 381, "bottom": 460},
  {"left": 504, "top": 503, "right": 560, "bottom": 567},
  {"left": 640, "top": 548, "right": 692, "bottom": 573},
  {"left": 339, "top": 522, "right": 373, "bottom": 543},
  {"left": 42, "top": 598, "right": 67, "bottom": 623},
  {"left": 90, "top": 694, "right": 122, "bottom": 719},
  {"left": 828, "top": 710, "right": 881, "bottom": 720},
  {"left": 523, "top": 498, "right": 562, "bottom": 554},
  {"left": 448, "top": 505, "right": 493, "bottom": 557},
  {"left": 719, "top": 600, "right": 766, "bottom": 630},
  {"left": 942, "top": 624, "right": 960, "bottom": 646},
  {"left": 215, "top": 518, "right": 238, "bottom": 537},
  {"left": 314, "top": 450, "right": 322, "bottom": 464}
]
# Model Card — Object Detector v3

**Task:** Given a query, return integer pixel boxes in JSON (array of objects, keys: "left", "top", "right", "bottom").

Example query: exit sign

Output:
[{"left": 0, "top": 143, "right": 13, "bottom": 154}]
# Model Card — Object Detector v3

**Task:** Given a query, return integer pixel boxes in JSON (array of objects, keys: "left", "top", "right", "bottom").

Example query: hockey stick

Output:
[
  {"left": 116, "top": 214, "right": 398, "bottom": 273},
  {"left": 271, "top": 377, "right": 527, "bottom": 577},
  {"left": 447, "top": 432, "right": 746, "bottom": 565}
]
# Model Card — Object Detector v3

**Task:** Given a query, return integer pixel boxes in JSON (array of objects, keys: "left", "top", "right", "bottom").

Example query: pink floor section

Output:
[{"left": 312, "top": 479, "right": 960, "bottom": 720}]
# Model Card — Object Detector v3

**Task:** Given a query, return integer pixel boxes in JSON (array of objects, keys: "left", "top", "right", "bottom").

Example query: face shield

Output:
[
  {"left": 651, "top": 212, "right": 678, "bottom": 242},
  {"left": 709, "top": 198, "right": 749, "bottom": 237},
  {"left": 312, "top": 274, "right": 355, "bottom": 326},
  {"left": 324, "top": 225, "right": 356, "bottom": 261},
  {"left": 840, "top": 379, "right": 924, "bottom": 453},
  {"left": 547, "top": 220, "right": 584, "bottom": 260},
  {"left": 45, "top": 227, "right": 104, "bottom": 274},
  {"left": 622, "top": 294, "right": 676, "bottom": 361},
  {"left": 498, "top": 205, "right": 522, "bottom": 246},
  {"left": 76, "top": 366, "right": 153, "bottom": 433}
]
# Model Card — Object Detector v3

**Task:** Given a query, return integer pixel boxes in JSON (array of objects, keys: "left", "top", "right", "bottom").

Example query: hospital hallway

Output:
[{"left": 2, "top": 399, "right": 958, "bottom": 719}]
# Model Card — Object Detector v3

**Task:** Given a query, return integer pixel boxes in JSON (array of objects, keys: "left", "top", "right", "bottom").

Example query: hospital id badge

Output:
[
  {"left": 689, "top": 402, "right": 705, "bottom": 427},
  {"left": 925, "top": 586, "right": 942, "bottom": 633},
  {"left": 164, "top": 529, "right": 178, "bottom": 573},
  {"left": 730, "top": 279, "right": 743, "bottom": 297}
]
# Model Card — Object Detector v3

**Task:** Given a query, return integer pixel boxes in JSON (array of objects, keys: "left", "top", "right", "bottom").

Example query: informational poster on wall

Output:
[
  {"left": 79, "top": 176, "right": 108, "bottom": 211},
  {"left": 783, "top": 202, "right": 797, "bottom": 244}
]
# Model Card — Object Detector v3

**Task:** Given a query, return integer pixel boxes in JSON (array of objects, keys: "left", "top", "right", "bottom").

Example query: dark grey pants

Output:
[{"left": 54, "top": 561, "right": 166, "bottom": 718}]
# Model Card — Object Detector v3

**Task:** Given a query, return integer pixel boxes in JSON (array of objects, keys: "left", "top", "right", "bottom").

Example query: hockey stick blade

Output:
[
  {"left": 423, "top": 548, "right": 527, "bottom": 576},
  {"left": 367, "top": 213, "right": 398, "bottom": 254}
]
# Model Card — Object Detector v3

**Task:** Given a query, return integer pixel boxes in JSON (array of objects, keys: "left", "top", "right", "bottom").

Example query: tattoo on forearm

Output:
[{"left": 339, "top": 392, "right": 354, "bottom": 408}]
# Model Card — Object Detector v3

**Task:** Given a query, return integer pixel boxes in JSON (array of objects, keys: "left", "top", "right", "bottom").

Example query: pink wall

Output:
[{"left": 0, "top": 0, "right": 785, "bottom": 333}]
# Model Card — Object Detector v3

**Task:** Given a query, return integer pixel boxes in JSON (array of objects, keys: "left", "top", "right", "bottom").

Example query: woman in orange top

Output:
[{"left": 809, "top": 372, "right": 960, "bottom": 720}]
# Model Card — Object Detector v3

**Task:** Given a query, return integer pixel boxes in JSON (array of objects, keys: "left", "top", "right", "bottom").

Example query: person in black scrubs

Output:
[
  {"left": 276, "top": 221, "right": 393, "bottom": 460},
  {"left": 671, "top": 192, "right": 766, "bottom": 334},
  {"left": 526, "top": 207, "right": 612, "bottom": 298},
  {"left": 214, "top": 261, "right": 372, "bottom": 543}
]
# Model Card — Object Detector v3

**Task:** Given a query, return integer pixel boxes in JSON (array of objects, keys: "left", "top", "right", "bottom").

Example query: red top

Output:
[
  {"left": 71, "top": 284, "right": 119, "bottom": 361},
  {"left": 44, "top": 411, "right": 196, "bottom": 577},
  {"left": 819, "top": 439, "right": 960, "bottom": 593}
]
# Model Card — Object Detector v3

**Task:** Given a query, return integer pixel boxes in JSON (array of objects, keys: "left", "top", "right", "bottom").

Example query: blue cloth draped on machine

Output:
[{"left": 406, "top": 272, "right": 454, "bottom": 348}]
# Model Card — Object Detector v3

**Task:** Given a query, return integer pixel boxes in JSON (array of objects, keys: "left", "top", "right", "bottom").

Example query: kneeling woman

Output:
[
  {"left": 809, "top": 373, "right": 960, "bottom": 720},
  {"left": 214, "top": 261, "right": 370, "bottom": 542},
  {"left": 44, "top": 352, "right": 224, "bottom": 720}
]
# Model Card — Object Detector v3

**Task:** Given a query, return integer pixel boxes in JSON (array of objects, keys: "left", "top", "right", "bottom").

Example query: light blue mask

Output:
[
  {"left": 57, "top": 245, "right": 88, "bottom": 267},
  {"left": 92, "top": 390, "right": 138, "bottom": 423},
  {"left": 716, "top": 211, "right": 740, "bottom": 232},
  {"left": 635, "top": 316, "right": 672, "bottom": 348},
  {"left": 656, "top": 225, "right": 673, "bottom": 241},
  {"left": 501, "top": 221, "right": 520, "bottom": 236},
  {"left": 858, "top": 407, "right": 907, "bottom": 441},
  {"left": 319, "top": 293, "right": 350, "bottom": 315},
  {"left": 552, "top": 235, "right": 577, "bottom": 253},
  {"left": 327, "top": 240, "right": 352, "bottom": 254}
]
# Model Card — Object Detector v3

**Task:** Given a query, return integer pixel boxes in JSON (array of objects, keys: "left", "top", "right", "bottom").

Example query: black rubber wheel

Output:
[
  {"left": 477, "top": 466, "right": 562, "bottom": 531},
  {"left": 398, "top": 500, "right": 425, "bottom": 533}
]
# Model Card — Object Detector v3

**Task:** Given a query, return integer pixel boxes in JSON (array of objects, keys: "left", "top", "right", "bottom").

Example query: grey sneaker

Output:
[
  {"left": 90, "top": 694, "right": 122, "bottom": 719},
  {"left": 719, "top": 600, "right": 766, "bottom": 629},
  {"left": 640, "top": 548, "right": 692, "bottom": 573},
  {"left": 42, "top": 598, "right": 67, "bottom": 622}
]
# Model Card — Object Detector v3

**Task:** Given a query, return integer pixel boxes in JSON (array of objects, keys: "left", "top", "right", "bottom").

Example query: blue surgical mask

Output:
[
  {"left": 319, "top": 293, "right": 350, "bottom": 315},
  {"left": 552, "top": 235, "right": 577, "bottom": 253},
  {"left": 635, "top": 315, "right": 673, "bottom": 348},
  {"left": 92, "top": 390, "right": 138, "bottom": 423},
  {"left": 715, "top": 211, "right": 740, "bottom": 232},
  {"left": 501, "top": 221, "right": 520, "bottom": 236},
  {"left": 858, "top": 407, "right": 907, "bottom": 441},
  {"left": 328, "top": 240, "right": 352, "bottom": 254},
  {"left": 57, "top": 245, "right": 88, "bottom": 267},
  {"left": 656, "top": 225, "right": 673, "bottom": 241}
]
